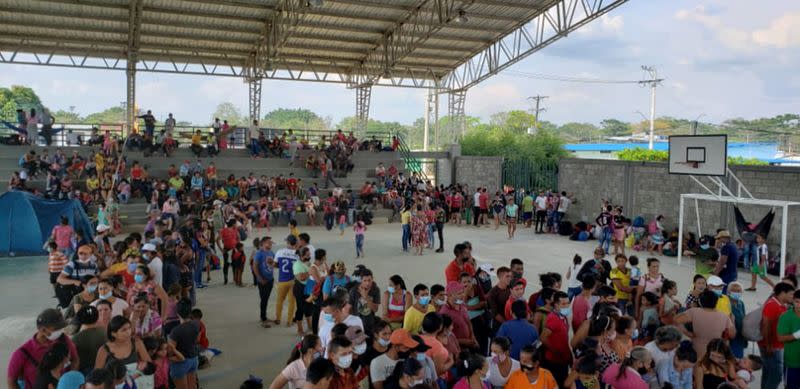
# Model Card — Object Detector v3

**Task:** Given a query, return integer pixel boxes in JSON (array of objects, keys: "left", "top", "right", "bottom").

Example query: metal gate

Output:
[{"left": 502, "top": 159, "right": 559, "bottom": 192}]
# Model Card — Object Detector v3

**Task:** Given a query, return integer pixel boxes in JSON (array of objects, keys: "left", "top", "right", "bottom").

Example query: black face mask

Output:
[
  {"left": 520, "top": 364, "right": 535, "bottom": 371},
  {"left": 637, "top": 367, "right": 648, "bottom": 375},
  {"left": 398, "top": 351, "right": 411, "bottom": 359}
]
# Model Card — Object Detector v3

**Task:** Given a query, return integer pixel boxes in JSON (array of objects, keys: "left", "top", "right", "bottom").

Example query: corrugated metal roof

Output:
[{"left": 0, "top": 0, "right": 562, "bottom": 82}]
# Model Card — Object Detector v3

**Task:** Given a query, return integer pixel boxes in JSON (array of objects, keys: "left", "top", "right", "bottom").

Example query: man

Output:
[
  {"left": 539, "top": 291, "right": 571, "bottom": 387},
  {"left": 487, "top": 266, "right": 513, "bottom": 331},
  {"left": 510, "top": 258, "right": 525, "bottom": 284},
  {"left": 521, "top": 191, "right": 534, "bottom": 228},
  {"left": 439, "top": 281, "right": 478, "bottom": 350},
  {"left": 576, "top": 247, "right": 612, "bottom": 286},
  {"left": 472, "top": 187, "right": 481, "bottom": 227},
  {"left": 370, "top": 329, "right": 418, "bottom": 389},
  {"left": 142, "top": 243, "right": 162, "bottom": 287},
  {"left": 7, "top": 309, "right": 80, "bottom": 389},
  {"left": 319, "top": 292, "right": 364, "bottom": 356},
  {"left": 403, "top": 283, "right": 435, "bottom": 334},
  {"left": 478, "top": 188, "right": 490, "bottom": 226},
  {"left": 327, "top": 336, "right": 358, "bottom": 389},
  {"left": 165, "top": 113, "right": 176, "bottom": 136},
  {"left": 418, "top": 312, "right": 453, "bottom": 376},
  {"left": 275, "top": 235, "right": 300, "bottom": 326},
  {"left": 444, "top": 243, "right": 475, "bottom": 283},
  {"left": 304, "top": 358, "right": 336, "bottom": 389},
  {"left": 714, "top": 230, "right": 739, "bottom": 287},
  {"left": 595, "top": 205, "right": 613, "bottom": 253},
  {"left": 56, "top": 244, "right": 99, "bottom": 308},
  {"left": 694, "top": 236, "right": 719, "bottom": 277},
  {"left": 497, "top": 300, "right": 539, "bottom": 360},
  {"left": 248, "top": 119, "right": 261, "bottom": 158},
  {"left": 252, "top": 237, "right": 275, "bottom": 328},
  {"left": 534, "top": 190, "right": 548, "bottom": 233},
  {"left": 216, "top": 219, "right": 239, "bottom": 285},
  {"left": 706, "top": 275, "right": 732, "bottom": 316},
  {"left": 556, "top": 191, "right": 570, "bottom": 226},
  {"left": 777, "top": 289, "right": 800, "bottom": 389},
  {"left": 298, "top": 233, "right": 316, "bottom": 259},
  {"left": 138, "top": 109, "right": 156, "bottom": 138},
  {"left": 759, "top": 282, "right": 795, "bottom": 389},
  {"left": 72, "top": 306, "right": 105, "bottom": 375},
  {"left": 348, "top": 268, "right": 381, "bottom": 335},
  {"left": 504, "top": 279, "right": 529, "bottom": 320}
]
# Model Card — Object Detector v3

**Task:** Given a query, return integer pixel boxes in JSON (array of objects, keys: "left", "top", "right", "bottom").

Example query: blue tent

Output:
[{"left": 0, "top": 191, "right": 94, "bottom": 256}]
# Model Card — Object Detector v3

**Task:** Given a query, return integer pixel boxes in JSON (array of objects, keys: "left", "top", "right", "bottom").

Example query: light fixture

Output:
[
  {"left": 307, "top": 0, "right": 323, "bottom": 7},
  {"left": 453, "top": 9, "right": 468, "bottom": 23}
]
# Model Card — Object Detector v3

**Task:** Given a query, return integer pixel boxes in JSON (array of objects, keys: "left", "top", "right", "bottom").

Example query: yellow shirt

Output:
[
  {"left": 400, "top": 210, "right": 411, "bottom": 225},
  {"left": 609, "top": 267, "right": 632, "bottom": 300},
  {"left": 86, "top": 177, "right": 99, "bottom": 191},
  {"left": 503, "top": 368, "right": 557, "bottom": 389},
  {"left": 290, "top": 226, "right": 300, "bottom": 238},
  {"left": 715, "top": 294, "right": 732, "bottom": 316},
  {"left": 403, "top": 304, "right": 435, "bottom": 334},
  {"left": 95, "top": 153, "right": 105, "bottom": 169},
  {"left": 191, "top": 134, "right": 201, "bottom": 145},
  {"left": 169, "top": 176, "right": 184, "bottom": 190},
  {"left": 216, "top": 188, "right": 228, "bottom": 199}
]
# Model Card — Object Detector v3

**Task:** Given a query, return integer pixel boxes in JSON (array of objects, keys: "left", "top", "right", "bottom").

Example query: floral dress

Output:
[{"left": 410, "top": 214, "right": 428, "bottom": 247}]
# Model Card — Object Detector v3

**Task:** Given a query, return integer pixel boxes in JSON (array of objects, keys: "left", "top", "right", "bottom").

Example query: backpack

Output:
[
  {"left": 633, "top": 216, "right": 645, "bottom": 228},
  {"left": 648, "top": 220, "right": 659, "bottom": 234},
  {"left": 742, "top": 305, "right": 764, "bottom": 342}
]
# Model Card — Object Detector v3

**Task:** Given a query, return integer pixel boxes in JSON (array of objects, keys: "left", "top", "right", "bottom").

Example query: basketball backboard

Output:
[{"left": 668, "top": 135, "right": 727, "bottom": 176}]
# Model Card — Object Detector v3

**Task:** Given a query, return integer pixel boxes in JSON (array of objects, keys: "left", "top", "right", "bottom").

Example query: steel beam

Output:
[
  {"left": 440, "top": 0, "right": 629, "bottom": 91},
  {"left": 355, "top": 84, "right": 372, "bottom": 133},
  {"left": 125, "top": 0, "right": 143, "bottom": 136},
  {"left": 247, "top": 0, "right": 308, "bottom": 79},
  {"left": 448, "top": 88, "right": 467, "bottom": 140},
  {"left": 248, "top": 77, "right": 263, "bottom": 122}
]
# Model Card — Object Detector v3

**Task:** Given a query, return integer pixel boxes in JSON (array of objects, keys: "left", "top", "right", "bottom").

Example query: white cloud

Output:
[
  {"left": 752, "top": 12, "right": 800, "bottom": 48},
  {"left": 576, "top": 14, "right": 624, "bottom": 36},
  {"left": 466, "top": 81, "right": 525, "bottom": 117}
]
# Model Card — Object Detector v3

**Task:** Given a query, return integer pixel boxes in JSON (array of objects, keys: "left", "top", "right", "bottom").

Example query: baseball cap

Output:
[
  {"left": 479, "top": 263, "right": 495, "bottom": 274},
  {"left": 286, "top": 235, "right": 298, "bottom": 246},
  {"left": 707, "top": 275, "right": 726, "bottom": 286},
  {"left": 345, "top": 326, "right": 368, "bottom": 345},
  {"left": 141, "top": 243, "right": 156, "bottom": 252},
  {"left": 36, "top": 308, "right": 67, "bottom": 329},
  {"left": 390, "top": 329, "right": 419, "bottom": 348}
]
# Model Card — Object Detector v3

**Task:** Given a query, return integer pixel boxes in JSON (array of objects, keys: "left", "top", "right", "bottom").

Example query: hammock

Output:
[
  {"left": 733, "top": 206, "right": 775, "bottom": 243},
  {"left": 1, "top": 120, "right": 67, "bottom": 135}
]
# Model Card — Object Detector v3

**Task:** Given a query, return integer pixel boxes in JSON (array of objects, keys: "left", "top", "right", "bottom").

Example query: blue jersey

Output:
[
  {"left": 275, "top": 248, "right": 299, "bottom": 282},
  {"left": 253, "top": 249, "right": 274, "bottom": 281}
]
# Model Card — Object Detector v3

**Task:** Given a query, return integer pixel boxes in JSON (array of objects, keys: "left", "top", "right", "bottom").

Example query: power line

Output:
[{"left": 502, "top": 70, "right": 646, "bottom": 84}]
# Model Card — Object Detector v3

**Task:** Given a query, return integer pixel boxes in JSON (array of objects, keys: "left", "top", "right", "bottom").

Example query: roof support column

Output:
[
  {"left": 355, "top": 84, "right": 372, "bottom": 133},
  {"left": 448, "top": 88, "right": 467, "bottom": 140},
  {"left": 248, "top": 77, "right": 263, "bottom": 122},
  {"left": 424, "top": 87, "right": 439, "bottom": 151},
  {"left": 125, "top": 64, "right": 136, "bottom": 137}
]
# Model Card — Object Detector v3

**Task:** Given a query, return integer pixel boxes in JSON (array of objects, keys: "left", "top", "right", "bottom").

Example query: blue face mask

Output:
[
  {"left": 632, "top": 329, "right": 640, "bottom": 340},
  {"left": 729, "top": 292, "right": 742, "bottom": 300},
  {"left": 700, "top": 244, "right": 710, "bottom": 250},
  {"left": 415, "top": 353, "right": 426, "bottom": 362},
  {"left": 712, "top": 289, "right": 722, "bottom": 296},
  {"left": 127, "top": 263, "right": 138, "bottom": 272},
  {"left": 387, "top": 286, "right": 396, "bottom": 294},
  {"left": 559, "top": 307, "right": 571, "bottom": 317},
  {"left": 322, "top": 312, "right": 335, "bottom": 323},
  {"left": 99, "top": 292, "right": 112, "bottom": 300},
  {"left": 134, "top": 274, "right": 145, "bottom": 284},
  {"left": 87, "top": 284, "right": 98, "bottom": 293},
  {"left": 419, "top": 296, "right": 431, "bottom": 306}
]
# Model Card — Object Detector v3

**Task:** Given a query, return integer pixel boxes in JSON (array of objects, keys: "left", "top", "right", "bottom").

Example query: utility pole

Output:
[
  {"left": 640, "top": 66, "right": 663, "bottom": 149},
  {"left": 527, "top": 95, "right": 548, "bottom": 135}
]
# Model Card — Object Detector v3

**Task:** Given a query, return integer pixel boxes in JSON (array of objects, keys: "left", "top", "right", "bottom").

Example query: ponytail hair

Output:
[
  {"left": 616, "top": 346, "right": 650, "bottom": 380},
  {"left": 286, "top": 334, "right": 320, "bottom": 365},
  {"left": 456, "top": 352, "right": 486, "bottom": 377}
]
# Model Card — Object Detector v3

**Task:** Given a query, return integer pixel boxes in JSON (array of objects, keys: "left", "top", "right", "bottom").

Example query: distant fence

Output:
[{"left": 502, "top": 159, "right": 559, "bottom": 191}]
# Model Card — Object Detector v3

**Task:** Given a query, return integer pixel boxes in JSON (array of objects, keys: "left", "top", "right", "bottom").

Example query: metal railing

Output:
[{"left": 396, "top": 134, "right": 430, "bottom": 182}]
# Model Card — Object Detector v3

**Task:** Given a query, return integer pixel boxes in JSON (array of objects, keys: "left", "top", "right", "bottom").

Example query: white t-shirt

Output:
[
  {"left": 567, "top": 263, "right": 582, "bottom": 288},
  {"left": 249, "top": 124, "right": 260, "bottom": 140},
  {"left": 558, "top": 197, "right": 571, "bottom": 213},
  {"left": 758, "top": 243, "right": 768, "bottom": 262},
  {"left": 280, "top": 358, "right": 307, "bottom": 389},
  {"left": 148, "top": 256, "right": 163, "bottom": 287},
  {"left": 644, "top": 341, "right": 675, "bottom": 367},
  {"left": 486, "top": 358, "right": 520, "bottom": 389},
  {"left": 370, "top": 354, "right": 402, "bottom": 383},
  {"left": 474, "top": 192, "right": 481, "bottom": 207},
  {"left": 535, "top": 196, "right": 547, "bottom": 210},
  {"left": 318, "top": 315, "right": 364, "bottom": 357},
  {"left": 92, "top": 297, "right": 129, "bottom": 318}
]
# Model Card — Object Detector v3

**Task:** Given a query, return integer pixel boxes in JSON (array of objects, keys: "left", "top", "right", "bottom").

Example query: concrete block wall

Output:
[
  {"left": 558, "top": 158, "right": 800, "bottom": 260},
  {"left": 454, "top": 156, "right": 503, "bottom": 192}
]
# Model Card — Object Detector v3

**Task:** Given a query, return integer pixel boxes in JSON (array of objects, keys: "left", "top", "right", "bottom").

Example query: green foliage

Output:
[
  {"left": 617, "top": 148, "right": 769, "bottom": 166},
  {"left": 0, "top": 85, "right": 45, "bottom": 121},
  {"left": 461, "top": 126, "right": 567, "bottom": 164},
  {"left": 726, "top": 156, "right": 768, "bottom": 166},
  {"left": 211, "top": 102, "right": 245, "bottom": 126},
  {"left": 83, "top": 106, "right": 125, "bottom": 124},
  {"left": 263, "top": 108, "right": 329, "bottom": 130}
]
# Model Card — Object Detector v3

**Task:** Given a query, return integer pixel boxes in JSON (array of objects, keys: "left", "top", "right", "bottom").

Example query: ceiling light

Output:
[
  {"left": 453, "top": 9, "right": 468, "bottom": 24},
  {"left": 307, "top": 0, "right": 323, "bottom": 7}
]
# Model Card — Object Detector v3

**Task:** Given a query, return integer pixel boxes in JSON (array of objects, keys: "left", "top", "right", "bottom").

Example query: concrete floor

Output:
[{"left": 194, "top": 222, "right": 775, "bottom": 388}]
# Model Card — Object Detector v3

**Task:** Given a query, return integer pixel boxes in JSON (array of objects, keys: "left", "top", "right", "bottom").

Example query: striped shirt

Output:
[{"left": 48, "top": 251, "right": 69, "bottom": 273}]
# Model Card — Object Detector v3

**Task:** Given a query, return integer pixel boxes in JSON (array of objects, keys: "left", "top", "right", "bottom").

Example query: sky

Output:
[{"left": 1, "top": 0, "right": 799, "bottom": 127}]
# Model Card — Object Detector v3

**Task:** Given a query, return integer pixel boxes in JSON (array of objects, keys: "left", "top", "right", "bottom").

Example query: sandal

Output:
[
  {"left": 260, "top": 321, "right": 272, "bottom": 328},
  {"left": 745, "top": 287, "right": 757, "bottom": 292}
]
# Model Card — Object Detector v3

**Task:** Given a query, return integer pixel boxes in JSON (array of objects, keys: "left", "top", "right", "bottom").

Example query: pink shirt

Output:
[
  {"left": 453, "top": 377, "right": 490, "bottom": 389},
  {"left": 7, "top": 335, "right": 79, "bottom": 388},
  {"left": 52, "top": 225, "right": 73, "bottom": 249},
  {"left": 439, "top": 304, "right": 471, "bottom": 340},
  {"left": 601, "top": 363, "right": 648, "bottom": 389}
]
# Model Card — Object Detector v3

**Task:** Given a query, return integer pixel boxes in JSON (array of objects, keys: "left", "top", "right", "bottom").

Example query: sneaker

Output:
[
  {"left": 435, "top": 248, "right": 444, "bottom": 253},
  {"left": 260, "top": 321, "right": 272, "bottom": 328}
]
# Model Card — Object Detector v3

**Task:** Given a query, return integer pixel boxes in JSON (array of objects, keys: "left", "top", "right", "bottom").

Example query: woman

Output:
[
  {"left": 292, "top": 247, "right": 312, "bottom": 335},
  {"left": 693, "top": 339, "right": 739, "bottom": 389},
  {"left": 601, "top": 346, "right": 655, "bottom": 389},
  {"left": 383, "top": 275, "right": 412, "bottom": 330},
  {"left": 33, "top": 342, "right": 69, "bottom": 389},
  {"left": 491, "top": 193, "right": 504, "bottom": 230},
  {"left": 269, "top": 334, "right": 323, "bottom": 389},
  {"left": 126, "top": 265, "right": 169, "bottom": 320},
  {"left": 91, "top": 278, "right": 130, "bottom": 318},
  {"left": 66, "top": 275, "right": 99, "bottom": 324},
  {"left": 383, "top": 358, "right": 425, "bottom": 389},
  {"left": 648, "top": 215, "right": 665, "bottom": 254},
  {"left": 503, "top": 346, "right": 557, "bottom": 389},
  {"left": 726, "top": 282, "right": 747, "bottom": 359},
  {"left": 684, "top": 274, "right": 707, "bottom": 308},
  {"left": 485, "top": 337, "right": 519, "bottom": 389},
  {"left": 635, "top": 258, "right": 663, "bottom": 315},
  {"left": 610, "top": 254, "right": 633, "bottom": 313},
  {"left": 409, "top": 206, "right": 428, "bottom": 256},
  {"left": 612, "top": 316, "right": 637, "bottom": 361},
  {"left": 593, "top": 315, "right": 621, "bottom": 377},
  {"left": 95, "top": 316, "right": 152, "bottom": 376},
  {"left": 365, "top": 319, "right": 392, "bottom": 364},
  {"left": 655, "top": 341, "right": 696, "bottom": 389},
  {"left": 130, "top": 294, "right": 163, "bottom": 338},
  {"left": 453, "top": 352, "right": 491, "bottom": 389},
  {"left": 674, "top": 291, "right": 735, "bottom": 358}
]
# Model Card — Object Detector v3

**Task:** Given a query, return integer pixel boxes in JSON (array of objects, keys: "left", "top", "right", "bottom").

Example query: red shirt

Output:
[
  {"left": 196, "top": 320, "right": 209, "bottom": 349},
  {"left": 445, "top": 260, "right": 475, "bottom": 283},
  {"left": 759, "top": 296, "right": 787, "bottom": 349},
  {"left": 131, "top": 166, "right": 144, "bottom": 180},
  {"left": 543, "top": 311, "right": 571, "bottom": 363},
  {"left": 219, "top": 227, "right": 238, "bottom": 249},
  {"left": 439, "top": 303, "right": 471, "bottom": 340},
  {"left": 287, "top": 178, "right": 297, "bottom": 188},
  {"left": 451, "top": 195, "right": 462, "bottom": 208},
  {"left": 479, "top": 193, "right": 489, "bottom": 209},
  {"left": 7, "top": 335, "right": 79, "bottom": 388},
  {"left": 571, "top": 294, "right": 590, "bottom": 332},
  {"left": 504, "top": 296, "right": 531, "bottom": 321}
]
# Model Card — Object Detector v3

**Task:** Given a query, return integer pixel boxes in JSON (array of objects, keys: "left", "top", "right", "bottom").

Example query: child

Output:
[
  {"left": 305, "top": 198, "right": 316, "bottom": 226},
  {"left": 231, "top": 242, "right": 246, "bottom": 287},
  {"left": 735, "top": 354, "right": 763, "bottom": 385},
  {"left": 47, "top": 241, "right": 68, "bottom": 293},
  {"left": 259, "top": 204, "right": 270, "bottom": 230},
  {"left": 354, "top": 214, "right": 366, "bottom": 258},
  {"left": 145, "top": 337, "right": 185, "bottom": 389},
  {"left": 191, "top": 309, "right": 215, "bottom": 368},
  {"left": 565, "top": 349, "right": 600, "bottom": 389},
  {"left": 628, "top": 255, "right": 641, "bottom": 312},
  {"left": 250, "top": 237, "right": 261, "bottom": 286},
  {"left": 747, "top": 234, "right": 775, "bottom": 291},
  {"left": 241, "top": 375, "right": 264, "bottom": 389},
  {"left": 338, "top": 210, "right": 347, "bottom": 236},
  {"left": 289, "top": 219, "right": 300, "bottom": 238},
  {"left": 565, "top": 254, "right": 582, "bottom": 301},
  {"left": 639, "top": 291, "right": 660, "bottom": 341},
  {"left": 162, "top": 283, "right": 182, "bottom": 337},
  {"left": 657, "top": 279, "right": 681, "bottom": 326}
]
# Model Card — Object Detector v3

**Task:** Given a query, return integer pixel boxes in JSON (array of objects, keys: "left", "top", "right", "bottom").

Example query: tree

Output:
[
  {"left": 0, "top": 85, "right": 45, "bottom": 121},
  {"left": 211, "top": 102, "right": 245, "bottom": 126},
  {"left": 83, "top": 107, "right": 125, "bottom": 124},
  {"left": 599, "top": 119, "right": 631, "bottom": 137},
  {"left": 52, "top": 109, "right": 82, "bottom": 123},
  {"left": 460, "top": 126, "right": 567, "bottom": 164},
  {"left": 263, "top": 108, "right": 328, "bottom": 131}
]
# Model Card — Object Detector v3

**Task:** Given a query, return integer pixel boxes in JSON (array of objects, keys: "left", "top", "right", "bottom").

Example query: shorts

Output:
[
  {"left": 50, "top": 272, "right": 60, "bottom": 285},
  {"left": 480, "top": 209, "right": 488, "bottom": 215},
  {"left": 751, "top": 262, "right": 766, "bottom": 276},
  {"left": 232, "top": 260, "right": 245, "bottom": 270},
  {"left": 451, "top": 207, "right": 460, "bottom": 213},
  {"left": 170, "top": 356, "right": 198, "bottom": 379},
  {"left": 523, "top": 212, "right": 533, "bottom": 220}
]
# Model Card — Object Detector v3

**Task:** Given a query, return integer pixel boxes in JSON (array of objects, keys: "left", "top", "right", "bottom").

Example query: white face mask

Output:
[
  {"left": 47, "top": 329, "right": 64, "bottom": 341},
  {"left": 353, "top": 343, "right": 367, "bottom": 355},
  {"left": 378, "top": 338, "right": 391, "bottom": 347},
  {"left": 337, "top": 354, "right": 353, "bottom": 369},
  {"left": 411, "top": 378, "right": 425, "bottom": 386}
]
